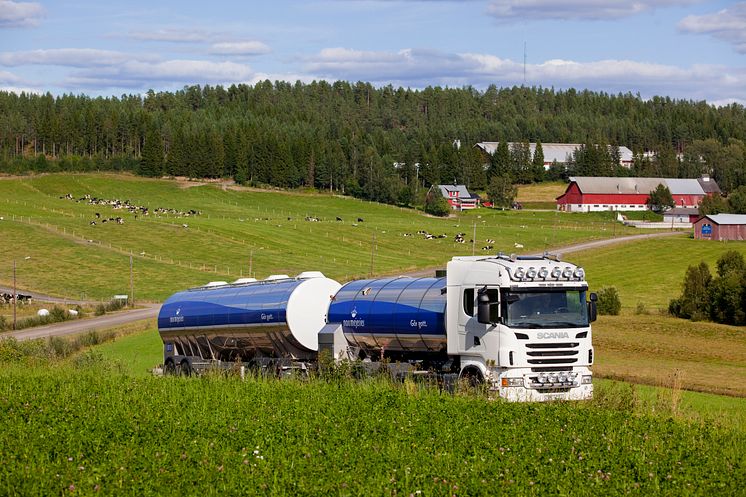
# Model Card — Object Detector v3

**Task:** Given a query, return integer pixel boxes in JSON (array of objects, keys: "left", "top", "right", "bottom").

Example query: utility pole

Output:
[
  {"left": 249, "top": 249, "right": 253, "bottom": 278},
  {"left": 129, "top": 255, "right": 134, "bottom": 308},
  {"left": 472, "top": 222, "right": 476, "bottom": 256},
  {"left": 369, "top": 234, "right": 376, "bottom": 277},
  {"left": 12, "top": 259, "right": 16, "bottom": 331}
]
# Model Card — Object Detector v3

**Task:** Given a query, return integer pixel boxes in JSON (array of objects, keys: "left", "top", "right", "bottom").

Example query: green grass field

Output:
[
  {"left": 569, "top": 235, "right": 746, "bottom": 311},
  {"left": 1, "top": 361, "right": 743, "bottom": 496},
  {"left": 0, "top": 174, "right": 641, "bottom": 301}
]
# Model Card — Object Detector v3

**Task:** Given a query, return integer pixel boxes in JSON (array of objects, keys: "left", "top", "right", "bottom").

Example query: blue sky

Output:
[{"left": 1, "top": 0, "right": 745, "bottom": 105}]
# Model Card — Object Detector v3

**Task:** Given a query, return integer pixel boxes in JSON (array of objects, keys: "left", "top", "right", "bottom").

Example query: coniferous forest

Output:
[{"left": 2, "top": 82, "right": 746, "bottom": 203}]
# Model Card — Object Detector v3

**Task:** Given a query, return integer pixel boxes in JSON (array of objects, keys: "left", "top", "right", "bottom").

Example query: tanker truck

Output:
[{"left": 158, "top": 254, "right": 597, "bottom": 402}]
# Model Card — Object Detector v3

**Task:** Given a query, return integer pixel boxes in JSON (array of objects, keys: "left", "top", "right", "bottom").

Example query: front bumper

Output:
[{"left": 497, "top": 383, "right": 593, "bottom": 402}]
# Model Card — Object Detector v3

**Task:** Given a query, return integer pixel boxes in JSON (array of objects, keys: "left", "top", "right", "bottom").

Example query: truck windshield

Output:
[{"left": 502, "top": 289, "right": 588, "bottom": 328}]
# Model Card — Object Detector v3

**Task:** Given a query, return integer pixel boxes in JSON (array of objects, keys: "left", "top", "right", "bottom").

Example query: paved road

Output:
[
  {"left": 2, "top": 230, "right": 683, "bottom": 342},
  {"left": 5, "top": 304, "right": 159, "bottom": 341}
]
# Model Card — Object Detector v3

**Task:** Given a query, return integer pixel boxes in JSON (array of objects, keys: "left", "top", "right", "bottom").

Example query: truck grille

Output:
[{"left": 524, "top": 341, "right": 580, "bottom": 366}]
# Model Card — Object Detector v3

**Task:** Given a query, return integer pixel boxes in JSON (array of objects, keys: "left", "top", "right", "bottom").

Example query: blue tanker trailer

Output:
[{"left": 159, "top": 254, "right": 598, "bottom": 401}]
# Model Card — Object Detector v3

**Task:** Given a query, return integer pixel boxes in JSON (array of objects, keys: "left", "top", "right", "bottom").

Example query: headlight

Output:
[
  {"left": 581, "top": 375, "right": 593, "bottom": 384},
  {"left": 538, "top": 267, "right": 549, "bottom": 279},
  {"left": 514, "top": 267, "right": 525, "bottom": 279},
  {"left": 574, "top": 268, "right": 585, "bottom": 280},
  {"left": 551, "top": 267, "right": 562, "bottom": 279},
  {"left": 526, "top": 267, "right": 537, "bottom": 279},
  {"left": 562, "top": 267, "right": 574, "bottom": 279}
]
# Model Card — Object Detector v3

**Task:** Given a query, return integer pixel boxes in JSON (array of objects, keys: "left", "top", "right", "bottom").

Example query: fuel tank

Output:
[
  {"left": 158, "top": 273, "right": 341, "bottom": 360},
  {"left": 327, "top": 276, "right": 446, "bottom": 353}
]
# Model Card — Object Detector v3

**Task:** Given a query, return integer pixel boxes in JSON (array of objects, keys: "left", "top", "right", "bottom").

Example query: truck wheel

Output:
[
  {"left": 180, "top": 359, "right": 192, "bottom": 377},
  {"left": 164, "top": 359, "right": 176, "bottom": 376},
  {"left": 460, "top": 367, "right": 484, "bottom": 389}
]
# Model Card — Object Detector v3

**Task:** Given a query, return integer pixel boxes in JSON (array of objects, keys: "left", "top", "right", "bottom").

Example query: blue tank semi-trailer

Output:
[
  {"left": 157, "top": 272, "right": 341, "bottom": 375},
  {"left": 319, "top": 276, "right": 458, "bottom": 381}
]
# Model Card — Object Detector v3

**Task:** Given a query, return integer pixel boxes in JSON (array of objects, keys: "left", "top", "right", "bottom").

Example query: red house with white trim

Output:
[{"left": 429, "top": 184, "right": 479, "bottom": 210}]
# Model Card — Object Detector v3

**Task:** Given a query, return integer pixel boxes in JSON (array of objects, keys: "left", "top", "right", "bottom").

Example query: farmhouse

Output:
[
  {"left": 429, "top": 184, "right": 479, "bottom": 210},
  {"left": 474, "top": 142, "right": 634, "bottom": 170},
  {"left": 556, "top": 176, "right": 719, "bottom": 212},
  {"left": 694, "top": 214, "right": 746, "bottom": 241}
]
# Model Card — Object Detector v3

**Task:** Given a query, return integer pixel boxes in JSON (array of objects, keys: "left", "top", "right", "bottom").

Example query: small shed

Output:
[
  {"left": 663, "top": 207, "right": 700, "bottom": 224},
  {"left": 694, "top": 214, "right": 746, "bottom": 241}
]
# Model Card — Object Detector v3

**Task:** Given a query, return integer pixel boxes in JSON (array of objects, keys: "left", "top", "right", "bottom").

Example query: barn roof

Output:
[
  {"left": 475, "top": 142, "right": 633, "bottom": 163},
  {"left": 568, "top": 177, "right": 662, "bottom": 194},
  {"left": 568, "top": 177, "right": 706, "bottom": 195},
  {"left": 698, "top": 175, "right": 721, "bottom": 194},
  {"left": 702, "top": 214, "right": 746, "bottom": 225}
]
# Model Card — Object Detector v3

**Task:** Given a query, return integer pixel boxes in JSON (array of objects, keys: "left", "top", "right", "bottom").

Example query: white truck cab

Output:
[{"left": 447, "top": 254, "right": 596, "bottom": 401}]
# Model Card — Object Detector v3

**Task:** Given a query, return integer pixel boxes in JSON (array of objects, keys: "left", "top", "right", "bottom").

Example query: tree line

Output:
[{"left": 2, "top": 82, "right": 746, "bottom": 205}]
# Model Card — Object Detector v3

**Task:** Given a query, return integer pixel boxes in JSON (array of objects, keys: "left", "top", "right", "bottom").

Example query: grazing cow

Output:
[
  {"left": 95, "top": 212, "right": 100, "bottom": 218},
  {"left": 90, "top": 221, "right": 96, "bottom": 226},
  {"left": 357, "top": 218, "right": 364, "bottom": 222},
  {"left": 336, "top": 217, "right": 343, "bottom": 221},
  {"left": 481, "top": 245, "right": 494, "bottom": 251},
  {"left": 514, "top": 243, "right": 524, "bottom": 249},
  {"left": 485, "top": 239, "right": 495, "bottom": 244},
  {"left": 182, "top": 224, "right": 189, "bottom": 229}
]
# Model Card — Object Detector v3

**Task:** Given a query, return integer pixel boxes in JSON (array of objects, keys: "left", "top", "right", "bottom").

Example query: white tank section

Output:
[{"left": 287, "top": 276, "right": 342, "bottom": 351}]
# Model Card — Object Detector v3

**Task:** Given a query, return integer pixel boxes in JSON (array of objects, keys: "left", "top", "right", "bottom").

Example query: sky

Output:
[{"left": 1, "top": 0, "right": 745, "bottom": 105}]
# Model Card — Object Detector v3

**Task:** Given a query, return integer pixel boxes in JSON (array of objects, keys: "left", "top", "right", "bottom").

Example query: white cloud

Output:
[
  {"left": 487, "top": 0, "right": 698, "bottom": 21},
  {"left": 67, "top": 60, "right": 255, "bottom": 89},
  {"left": 0, "top": 0, "right": 44, "bottom": 28},
  {"left": 209, "top": 41, "right": 271, "bottom": 56},
  {"left": 678, "top": 2, "right": 746, "bottom": 54},
  {"left": 307, "top": 47, "right": 473, "bottom": 84},
  {"left": 305, "top": 46, "right": 746, "bottom": 103},
  {"left": 0, "top": 48, "right": 142, "bottom": 67},
  {"left": 0, "top": 69, "right": 21, "bottom": 84},
  {"left": 128, "top": 28, "right": 210, "bottom": 43}
]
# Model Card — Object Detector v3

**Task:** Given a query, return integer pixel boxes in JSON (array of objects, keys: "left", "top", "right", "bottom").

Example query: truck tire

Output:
[
  {"left": 180, "top": 359, "right": 192, "bottom": 377},
  {"left": 459, "top": 367, "right": 484, "bottom": 388},
  {"left": 164, "top": 359, "right": 176, "bottom": 376}
]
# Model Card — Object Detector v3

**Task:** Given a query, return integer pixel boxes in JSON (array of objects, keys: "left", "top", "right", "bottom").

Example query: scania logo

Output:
[
  {"left": 351, "top": 307, "right": 358, "bottom": 318},
  {"left": 537, "top": 332, "right": 569, "bottom": 339},
  {"left": 176, "top": 308, "right": 181, "bottom": 315}
]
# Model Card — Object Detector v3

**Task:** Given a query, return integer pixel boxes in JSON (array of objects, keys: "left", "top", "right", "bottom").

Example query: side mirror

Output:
[
  {"left": 477, "top": 288, "right": 492, "bottom": 324},
  {"left": 588, "top": 292, "right": 598, "bottom": 323}
]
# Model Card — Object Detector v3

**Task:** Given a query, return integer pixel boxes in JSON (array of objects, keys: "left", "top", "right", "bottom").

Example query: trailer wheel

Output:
[
  {"left": 164, "top": 359, "right": 176, "bottom": 376},
  {"left": 180, "top": 359, "right": 192, "bottom": 377}
]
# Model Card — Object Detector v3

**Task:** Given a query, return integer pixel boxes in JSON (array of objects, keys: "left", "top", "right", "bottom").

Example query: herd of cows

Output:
[
  {"left": 1, "top": 293, "right": 32, "bottom": 305},
  {"left": 59, "top": 193, "right": 202, "bottom": 226}
]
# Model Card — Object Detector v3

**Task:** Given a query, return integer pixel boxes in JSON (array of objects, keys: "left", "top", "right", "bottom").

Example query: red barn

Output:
[
  {"left": 694, "top": 214, "right": 746, "bottom": 241},
  {"left": 556, "top": 176, "right": 717, "bottom": 212}
]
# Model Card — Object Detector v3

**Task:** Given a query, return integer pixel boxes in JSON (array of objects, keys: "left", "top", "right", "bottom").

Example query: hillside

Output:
[{"left": 0, "top": 173, "right": 640, "bottom": 301}]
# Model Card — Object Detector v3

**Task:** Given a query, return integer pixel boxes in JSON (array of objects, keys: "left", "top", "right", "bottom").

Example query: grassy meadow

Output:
[
  {"left": 0, "top": 173, "right": 640, "bottom": 301},
  {"left": 569, "top": 235, "right": 746, "bottom": 312},
  {"left": 1, "top": 356, "right": 744, "bottom": 496}
]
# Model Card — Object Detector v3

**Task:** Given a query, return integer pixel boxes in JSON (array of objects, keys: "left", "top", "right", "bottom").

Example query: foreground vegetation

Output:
[{"left": 1, "top": 360, "right": 743, "bottom": 496}]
